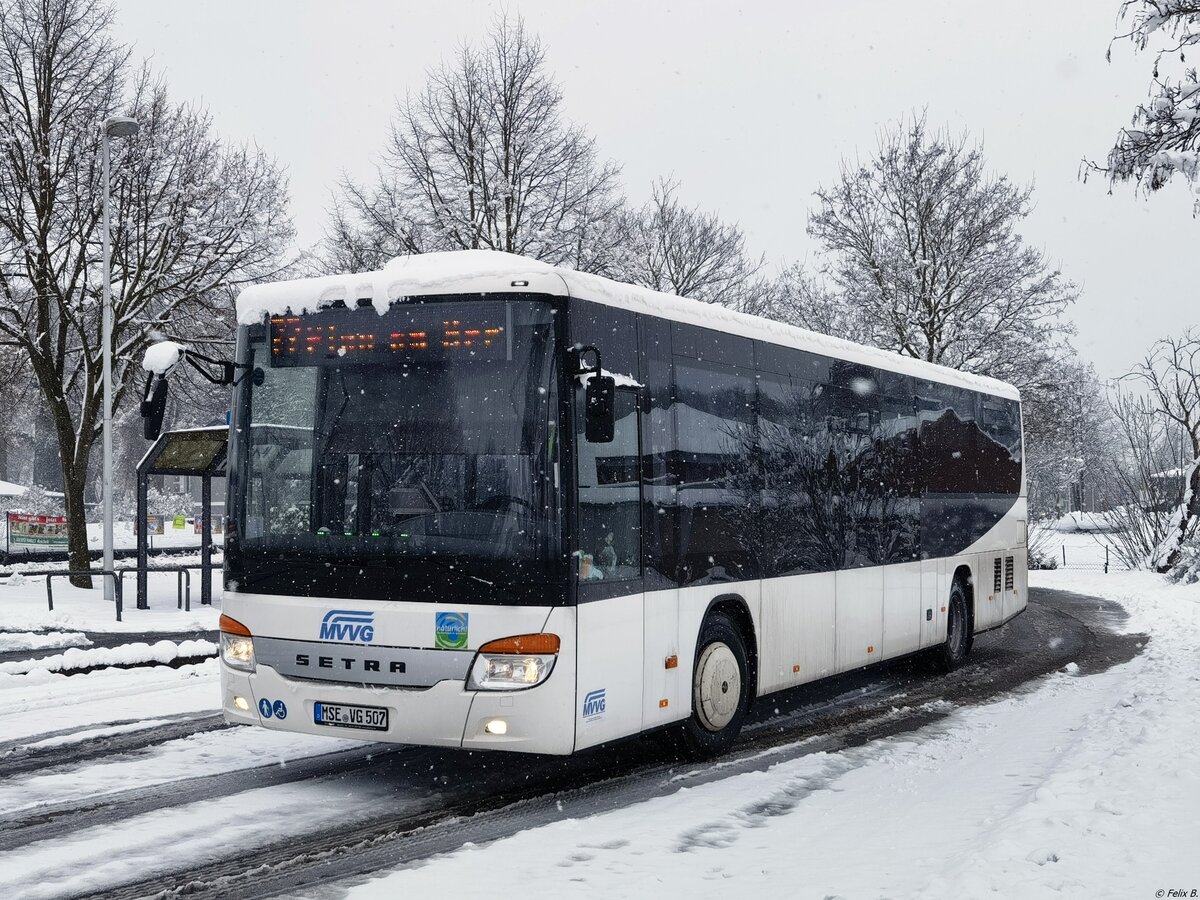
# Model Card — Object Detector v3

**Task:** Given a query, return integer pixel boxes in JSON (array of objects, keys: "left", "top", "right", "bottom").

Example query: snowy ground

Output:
[
  {"left": 341, "top": 569, "right": 1197, "bottom": 900},
  {"left": 1037, "top": 524, "right": 1123, "bottom": 570},
  {"left": 0, "top": 565, "right": 1193, "bottom": 898},
  {"left": 0, "top": 564, "right": 219, "bottom": 633}
]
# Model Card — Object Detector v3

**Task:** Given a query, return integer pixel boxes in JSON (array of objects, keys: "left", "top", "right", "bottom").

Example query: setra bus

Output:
[{"left": 144, "top": 250, "right": 1027, "bottom": 757}]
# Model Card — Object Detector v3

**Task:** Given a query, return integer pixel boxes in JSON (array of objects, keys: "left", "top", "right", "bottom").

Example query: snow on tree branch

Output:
[
  {"left": 325, "top": 12, "right": 625, "bottom": 276},
  {"left": 622, "top": 178, "right": 769, "bottom": 314},
  {"left": 1092, "top": 1, "right": 1200, "bottom": 210},
  {"left": 786, "top": 116, "right": 1077, "bottom": 397}
]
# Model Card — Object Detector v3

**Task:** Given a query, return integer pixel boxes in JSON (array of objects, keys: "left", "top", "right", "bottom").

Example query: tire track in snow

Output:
[
  {"left": 0, "top": 741, "right": 396, "bottom": 854},
  {"left": 0, "top": 712, "right": 229, "bottom": 780}
]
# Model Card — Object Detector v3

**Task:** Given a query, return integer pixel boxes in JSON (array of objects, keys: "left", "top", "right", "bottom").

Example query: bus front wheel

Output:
[{"left": 675, "top": 612, "right": 751, "bottom": 759}]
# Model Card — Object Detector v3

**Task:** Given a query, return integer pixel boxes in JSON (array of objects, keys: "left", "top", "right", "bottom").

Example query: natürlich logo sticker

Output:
[{"left": 434, "top": 611, "right": 468, "bottom": 649}]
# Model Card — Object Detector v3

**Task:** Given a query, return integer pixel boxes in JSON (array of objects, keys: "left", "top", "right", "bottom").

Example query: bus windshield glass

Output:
[{"left": 227, "top": 298, "right": 563, "bottom": 601}]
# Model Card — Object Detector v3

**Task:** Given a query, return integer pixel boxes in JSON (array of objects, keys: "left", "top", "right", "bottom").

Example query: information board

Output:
[
  {"left": 193, "top": 515, "right": 223, "bottom": 535},
  {"left": 6, "top": 512, "right": 69, "bottom": 553}
]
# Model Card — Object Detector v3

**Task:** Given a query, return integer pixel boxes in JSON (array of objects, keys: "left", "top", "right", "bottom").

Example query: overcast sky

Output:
[{"left": 115, "top": 0, "right": 1197, "bottom": 380}]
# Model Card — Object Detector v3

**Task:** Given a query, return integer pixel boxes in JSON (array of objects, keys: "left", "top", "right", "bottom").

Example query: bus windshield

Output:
[{"left": 226, "top": 298, "right": 564, "bottom": 601}]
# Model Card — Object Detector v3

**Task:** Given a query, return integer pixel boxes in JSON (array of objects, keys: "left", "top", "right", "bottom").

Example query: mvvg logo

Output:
[
  {"left": 319, "top": 610, "right": 375, "bottom": 643},
  {"left": 582, "top": 688, "right": 606, "bottom": 721}
]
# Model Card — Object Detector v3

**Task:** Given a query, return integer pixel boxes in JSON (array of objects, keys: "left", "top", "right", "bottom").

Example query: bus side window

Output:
[{"left": 576, "top": 388, "right": 642, "bottom": 581}]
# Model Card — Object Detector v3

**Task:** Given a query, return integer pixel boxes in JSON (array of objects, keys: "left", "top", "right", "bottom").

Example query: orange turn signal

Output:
[
  {"left": 219, "top": 614, "right": 252, "bottom": 637},
  {"left": 479, "top": 633, "right": 560, "bottom": 655}
]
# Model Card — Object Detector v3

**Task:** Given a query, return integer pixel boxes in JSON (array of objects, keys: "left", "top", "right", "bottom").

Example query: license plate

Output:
[{"left": 313, "top": 701, "right": 389, "bottom": 731}]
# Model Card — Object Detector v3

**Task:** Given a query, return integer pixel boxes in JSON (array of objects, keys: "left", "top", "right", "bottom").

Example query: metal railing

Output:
[
  {"left": 42, "top": 570, "right": 124, "bottom": 621},
  {"left": 1056, "top": 544, "right": 1128, "bottom": 574},
  {"left": 19, "top": 561, "right": 221, "bottom": 621},
  {"left": 116, "top": 566, "right": 190, "bottom": 611}
]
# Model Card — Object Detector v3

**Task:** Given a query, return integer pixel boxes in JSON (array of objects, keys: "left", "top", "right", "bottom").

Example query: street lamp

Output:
[{"left": 101, "top": 115, "right": 139, "bottom": 601}]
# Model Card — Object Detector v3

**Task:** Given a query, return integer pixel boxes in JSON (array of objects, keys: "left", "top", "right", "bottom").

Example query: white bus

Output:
[{"left": 177, "top": 250, "right": 1026, "bottom": 757}]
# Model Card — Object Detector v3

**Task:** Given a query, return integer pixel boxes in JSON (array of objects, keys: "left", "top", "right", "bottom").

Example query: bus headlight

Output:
[
  {"left": 221, "top": 633, "right": 256, "bottom": 671},
  {"left": 467, "top": 633, "right": 559, "bottom": 691},
  {"left": 219, "top": 614, "right": 256, "bottom": 672}
]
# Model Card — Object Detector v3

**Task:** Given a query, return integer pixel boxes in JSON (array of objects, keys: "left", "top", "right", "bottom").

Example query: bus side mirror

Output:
[
  {"left": 585, "top": 374, "right": 616, "bottom": 443},
  {"left": 141, "top": 340, "right": 186, "bottom": 440},
  {"left": 141, "top": 374, "right": 169, "bottom": 440}
]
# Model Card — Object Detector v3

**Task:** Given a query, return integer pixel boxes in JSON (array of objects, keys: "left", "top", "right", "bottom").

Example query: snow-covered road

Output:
[
  {"left": 0, "top": 576, "right": 1160, "bottom": 899},
  {"left": 344, "top": 571, "right": 1196, "bottom": 900}
]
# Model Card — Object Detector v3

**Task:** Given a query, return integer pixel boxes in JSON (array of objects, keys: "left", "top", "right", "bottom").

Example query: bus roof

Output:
[{"left": 235, "top": 249, "right": 1021, "bottom": 401}]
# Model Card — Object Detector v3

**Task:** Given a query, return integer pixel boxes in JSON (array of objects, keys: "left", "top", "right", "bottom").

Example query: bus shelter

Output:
[{"left": 135, "top": 426, "right": 227, "bottom": 609}]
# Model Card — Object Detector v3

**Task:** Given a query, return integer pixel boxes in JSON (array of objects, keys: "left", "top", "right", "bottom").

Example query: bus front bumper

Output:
[{"left": 221, "top": 661, "right": 575, "bottom": 755}]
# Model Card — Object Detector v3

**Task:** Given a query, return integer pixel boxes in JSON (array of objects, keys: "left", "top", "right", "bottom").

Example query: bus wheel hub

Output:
[{"left": 695, "top": 643, "right": 740, "bottom": 732}]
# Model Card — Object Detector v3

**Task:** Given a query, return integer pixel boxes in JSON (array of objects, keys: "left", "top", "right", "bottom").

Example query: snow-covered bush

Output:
[
  {"left": 1028, "top": 521, "right": 1060, "bottom": 570},
  {"left": 7, "top": 484, "right": 63, "bottom": 517},
  {"left": 115, "top": 482, "right": 195, "bottom": 522},
  {"left": 1165, "top": 543, "right": 1200, "bottom": 585}
]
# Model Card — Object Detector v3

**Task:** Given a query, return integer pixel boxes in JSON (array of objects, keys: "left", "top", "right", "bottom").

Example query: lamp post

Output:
[{"left": 101, "top": 115, "right": 139, "bottom": 601}]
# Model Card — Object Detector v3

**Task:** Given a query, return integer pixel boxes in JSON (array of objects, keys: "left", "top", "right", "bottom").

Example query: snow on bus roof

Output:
[
  {"left": 234, "top": 250, "right": 1019, "bottom": 400},
  {"left": 234, "top": 251, "right": 563, "bottom": 325}
]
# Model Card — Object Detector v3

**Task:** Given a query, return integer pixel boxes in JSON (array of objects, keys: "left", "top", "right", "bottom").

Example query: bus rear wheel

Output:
[
  {"left": 675, "top": 612, "right": 750, "bottom": 760},
  {"left": 930, "top": 580, "right": 972, "bottom": 673}
]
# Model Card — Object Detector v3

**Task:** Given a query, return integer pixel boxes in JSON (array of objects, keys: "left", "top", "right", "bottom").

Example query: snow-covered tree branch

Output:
[
  {"left": 1091, "top": 1, "right": 1200, "bottom": 210},
  {"left": 622, "top": 178, "right": 768, "bottom": 314},
  {"left": 325, "top": 13, "right": 625, "bottom": 276},
  {"left": 785, "top": 116, "right": 1078, "bottom": 397}
]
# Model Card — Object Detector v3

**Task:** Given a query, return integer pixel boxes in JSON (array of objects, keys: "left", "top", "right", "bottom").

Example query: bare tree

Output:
[
  {"left": 773, "top": 264, "right": 874, "bottom": 345},
  {"left": 1022, "top": 356, "right": 1117, "bottom": 519},
  {"left": 1089, "top": 2, "right": 1200, "bottom": 210},
  {"left": 1120, "top": 332, "right": 1200, "bottom": 572},
  {"left": 327, "top": 13, "right": 624, "bottom": 275},
  {"left": 789, "top": 117, "right": 1077, "bottom": 394},
  {"left": 623, "top": 178, "right": 768, "bottom": 313},
  {"left": 0, "top": 0, "right": 293, "bottom": 584},
  {"left": 1099, "top": 387, "right": 1191, "bottom": 569}
]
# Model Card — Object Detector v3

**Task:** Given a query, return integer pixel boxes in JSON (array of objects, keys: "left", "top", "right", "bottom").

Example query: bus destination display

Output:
[{"left": 270, "top": 306, "right": 506, "bottom": 366}]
